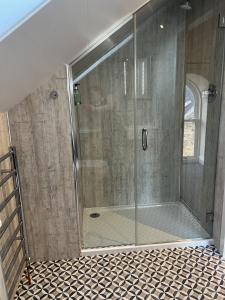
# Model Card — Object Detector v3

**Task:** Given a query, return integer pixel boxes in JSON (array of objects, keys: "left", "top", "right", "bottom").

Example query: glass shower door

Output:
[
  {"left": 134, "top": 0, "right": 225, "bottom": 245},
  {"left": 134, "top": 0, "right": 190, "bottom": 245},
  {"left": 181, "top": 0, "right": 225, "bottom": 236}
]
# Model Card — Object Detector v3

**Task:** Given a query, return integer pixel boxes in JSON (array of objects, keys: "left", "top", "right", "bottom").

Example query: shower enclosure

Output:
[{"left": 70, "top": 0, "right": 225, "bottom": 249}]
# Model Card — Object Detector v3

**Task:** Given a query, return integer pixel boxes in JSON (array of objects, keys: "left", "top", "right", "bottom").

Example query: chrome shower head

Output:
[{"left": 180, "top": 1, "right": 192, "bottom": 10}]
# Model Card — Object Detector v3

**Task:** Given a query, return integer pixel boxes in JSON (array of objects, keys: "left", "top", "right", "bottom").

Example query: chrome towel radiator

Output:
[{"left": 0, "top": 147, "right": 31, "bottom": 299}]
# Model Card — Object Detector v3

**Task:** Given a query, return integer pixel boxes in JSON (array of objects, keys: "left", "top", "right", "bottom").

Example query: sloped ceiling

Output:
[{"left": 0, "top": 0, "right": 148, "bottom": 111}]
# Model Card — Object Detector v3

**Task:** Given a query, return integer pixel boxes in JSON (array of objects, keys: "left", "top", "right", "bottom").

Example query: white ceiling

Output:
[{"left": 0, "top": 0, "right": 148, "bottom": 111}]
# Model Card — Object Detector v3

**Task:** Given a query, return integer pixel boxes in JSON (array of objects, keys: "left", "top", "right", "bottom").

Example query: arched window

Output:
[{"left": 183, "top": 81, "right": 201, "bottom": 159}]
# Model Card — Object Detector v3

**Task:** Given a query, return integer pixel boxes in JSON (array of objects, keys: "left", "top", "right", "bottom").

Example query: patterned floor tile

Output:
[{"left": 15, "top": 246, "right": 225, "bottom": 300}]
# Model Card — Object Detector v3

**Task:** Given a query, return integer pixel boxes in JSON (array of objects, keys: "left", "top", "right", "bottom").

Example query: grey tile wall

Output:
[
  {"left": 8, "top": 66, "right": 80, "bottom": 261},
  {"left": 78, "top": 40, "right": 135, "bottom": 208}
]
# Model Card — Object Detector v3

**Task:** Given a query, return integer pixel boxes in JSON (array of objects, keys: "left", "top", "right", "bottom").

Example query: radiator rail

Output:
[{"left": 0, "top": 147, "right": 31, "bottom": 300}]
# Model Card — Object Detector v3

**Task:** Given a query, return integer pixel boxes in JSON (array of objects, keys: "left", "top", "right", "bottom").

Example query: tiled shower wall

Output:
[
  {"left": 78, "top": 40, "right": 136, "bottom": 208},
  {"left": 8, "top": 67, "right": 80, "bottom": 261}
]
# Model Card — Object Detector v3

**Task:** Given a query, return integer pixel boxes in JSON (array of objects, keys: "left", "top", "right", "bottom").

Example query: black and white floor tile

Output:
[{"left": 15, "top": 246, "right": 225, "bottom": 300}]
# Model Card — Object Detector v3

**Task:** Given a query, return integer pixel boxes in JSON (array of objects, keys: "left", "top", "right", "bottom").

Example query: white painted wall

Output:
[{"left": 0, "top": 0, "right": 148, "bottom": 111}]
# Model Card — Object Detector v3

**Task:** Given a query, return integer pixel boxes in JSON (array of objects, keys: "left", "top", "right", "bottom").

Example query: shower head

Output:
[{"left": 180, "top": 1, "right": 192, "bottom": 10}]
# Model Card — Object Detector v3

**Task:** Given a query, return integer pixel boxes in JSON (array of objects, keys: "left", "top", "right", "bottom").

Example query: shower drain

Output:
[{"left": 90, "top": 213, "right": 100, "bottom": 218}]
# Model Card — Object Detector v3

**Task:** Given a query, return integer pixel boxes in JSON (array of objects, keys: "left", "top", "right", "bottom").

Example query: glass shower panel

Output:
[
  {"left": 135, "top": 0, "right": 189, "bottom": 245},
  {"left": 181, "top": 0, "right": 224, "bottom": 236},
  {"left": 76, "top": 32, "right": 135, "bottom": 248}
]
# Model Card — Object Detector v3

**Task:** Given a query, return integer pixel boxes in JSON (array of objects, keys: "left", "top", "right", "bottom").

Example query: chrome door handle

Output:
[{"left": 142, "top": 128, "right": 148, "bottom": 151}]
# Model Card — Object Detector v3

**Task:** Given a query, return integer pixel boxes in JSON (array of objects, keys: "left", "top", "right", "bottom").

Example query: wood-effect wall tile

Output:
[{"left": 8, "top": 66, "right": 80, "bottom": 261}]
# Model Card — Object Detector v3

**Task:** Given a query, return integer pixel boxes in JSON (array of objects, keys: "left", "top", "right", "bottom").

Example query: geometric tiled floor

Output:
[{"left": 15, "top": 246, "right": 225, "bottom": 300}]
